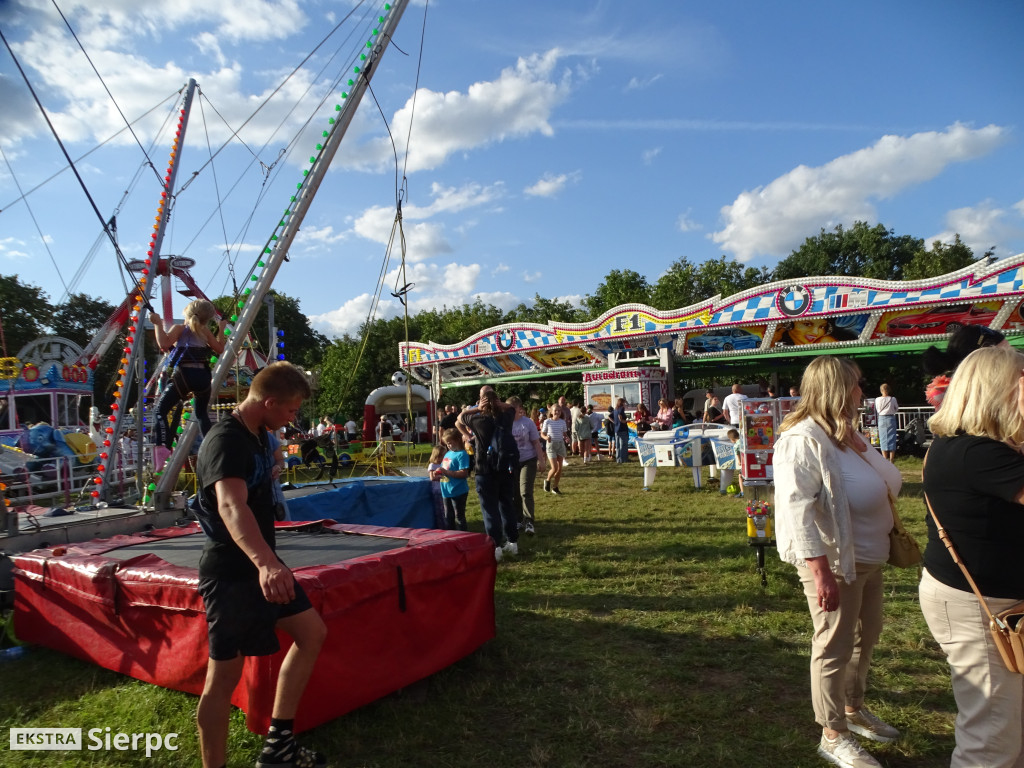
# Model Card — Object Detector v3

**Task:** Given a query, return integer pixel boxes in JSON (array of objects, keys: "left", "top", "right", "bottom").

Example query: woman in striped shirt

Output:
[{"left": 541, "top": 404, "right": 568, "bottom": 495}]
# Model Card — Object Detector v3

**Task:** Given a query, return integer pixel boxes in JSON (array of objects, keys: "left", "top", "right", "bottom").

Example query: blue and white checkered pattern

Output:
[
  {"left": 407, "top": 261, "right": 1024, "bottom": 367},
  {"left": 710, "top": 294, "right": 777, "bottom": 325}
]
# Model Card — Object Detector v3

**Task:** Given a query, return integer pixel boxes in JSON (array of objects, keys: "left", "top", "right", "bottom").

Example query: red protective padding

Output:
[{"left": 13, "top": 522, "right": 496, "bottom": 733}]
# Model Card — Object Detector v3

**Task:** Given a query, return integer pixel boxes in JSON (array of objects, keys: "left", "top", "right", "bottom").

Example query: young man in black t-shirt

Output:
[{"left": 195, "top": 362, "right": 326, "bottom": 768}]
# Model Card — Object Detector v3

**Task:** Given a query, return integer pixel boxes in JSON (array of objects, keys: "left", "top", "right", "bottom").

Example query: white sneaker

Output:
[
  {"left": 502, "top": 541, "right": 518, "bottom": 557},
  {"left": 494, "top": 546, "right": 503, "bottom": 562},
  {"left": 817, "top": 732, "right": 882, "bottom": 768},
  {"left": 846, "top": 707, "right": 900, "bottom": 743}
]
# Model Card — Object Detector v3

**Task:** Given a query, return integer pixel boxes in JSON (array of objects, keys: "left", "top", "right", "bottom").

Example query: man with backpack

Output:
[{"left": 456, "top": 386, "right": 520, "bottom": 562}]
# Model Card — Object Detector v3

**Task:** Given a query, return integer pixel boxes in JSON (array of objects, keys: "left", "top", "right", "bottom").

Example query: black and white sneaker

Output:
[{"left": 543, "top": 479, "right": 551, "bottom": 493}]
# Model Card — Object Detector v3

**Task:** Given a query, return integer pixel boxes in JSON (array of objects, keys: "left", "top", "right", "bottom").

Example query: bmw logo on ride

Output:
[{"left": 776, "top": 285, "right": 812, "bottom": 317}]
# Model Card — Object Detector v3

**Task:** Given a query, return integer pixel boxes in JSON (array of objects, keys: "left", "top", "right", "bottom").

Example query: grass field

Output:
[{"left": 0, "top": 455, "right": 957, "bottom": 767}]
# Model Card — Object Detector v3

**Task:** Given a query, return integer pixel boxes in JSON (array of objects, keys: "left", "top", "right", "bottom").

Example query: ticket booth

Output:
[{"left": 583, "top": 367, "right": 667, "bottom": 415}]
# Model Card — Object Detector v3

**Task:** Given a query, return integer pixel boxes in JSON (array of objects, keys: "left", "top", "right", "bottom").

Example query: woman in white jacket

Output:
[{"left": 775, "top": 356, "right": 902, "bottom": 768}]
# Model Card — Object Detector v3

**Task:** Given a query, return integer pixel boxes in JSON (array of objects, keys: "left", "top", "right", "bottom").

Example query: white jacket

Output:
[{"left": 774, "top": 418, "right": 857, "bottom": 583}]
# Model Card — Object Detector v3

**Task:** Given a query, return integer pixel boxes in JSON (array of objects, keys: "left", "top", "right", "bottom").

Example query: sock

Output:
[{"left": 260, "top": 718, "right": 296, "bottom": 764}]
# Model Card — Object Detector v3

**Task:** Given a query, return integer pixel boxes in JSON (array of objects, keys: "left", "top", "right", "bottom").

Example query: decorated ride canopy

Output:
[
  {"left": 2, "top": 336, "right": 94, "bottom": 394},
  {"left": 0, "top": 336, "right": 94, "bottom": 436},
  {"left": 400, "top": 254, "right": 1024, "bottom": 385}
]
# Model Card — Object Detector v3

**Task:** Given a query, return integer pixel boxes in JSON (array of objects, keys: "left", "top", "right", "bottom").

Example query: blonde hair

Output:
[
  {"left": 441, "top": 428, "right": 463, "bottom": 447},
  {"left": 248, "top": 361, "right": 311, "bottom": 401},
  {"left": 183, "top": 299, "right": 216, "bottom": 335},
  {"left": 429, "top": 443, "right": 446, "bottom": 464},
  {"left": 929, "top": 345, "right": 1024, "bottom": 444},
  {"left": 780, "top": 356, "right": 861, "bottom": 447},
  {"left": 880, "top": 382, "right": 891, "bottom": 396}
]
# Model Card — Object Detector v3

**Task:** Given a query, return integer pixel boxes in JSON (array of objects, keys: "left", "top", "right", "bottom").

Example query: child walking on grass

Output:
[
  {"left": 431, "top": 428, "right": 471, "bottom": 530},
  {"left": 728, "top": 428, "right": 744, "bottom": 499},
  {"left": 426, "top": 443, "right": 447, "bottom": 529}
]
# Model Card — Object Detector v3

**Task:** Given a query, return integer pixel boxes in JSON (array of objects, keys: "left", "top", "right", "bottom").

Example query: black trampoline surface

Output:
[{"left": 104, "top": 529, "right": 409, "bottom": 570}]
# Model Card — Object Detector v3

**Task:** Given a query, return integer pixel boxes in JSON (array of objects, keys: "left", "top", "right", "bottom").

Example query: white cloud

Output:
[
  {"left": 677, "top": 210, "right": 700, "bottom": 233},
  {"left": 350, "top": 181, "right": 505, "bottom": 261},
  {"left": 40, "top": 0, "right": 308, "bottom": 45},
  {"left": 625, "top": 73, "right": 663, "bottom": 91},
  {"left": 347, "top": 49, "right": 572, "bottom": 173},
  {"left": 524, "top": 171, "right": 580, "bottom": 198},
  {"left": 492, "top": 263, "right": 510, "bottom": 275},
  {"left": 310, "top": 260, "right": 520, "bottom": 337},
  {"left": 2, "top": 2, "right": 330, "bottom": 150},
  {"left": 928, "top": 199, "right": 1024, "bottom": 257},
  {"left": 642, "top": 147, "right": 662, "bottom": 165},
  {"left": 294, "top": 224, "right": 347, "bottom": 248},
  {"left": 0, "top": 236, "right": 31, "bottom": 260},
  {"left": 712, "top": 123, "right": 1009, "bottom": 261},
  {"left": 194, "top": 32, "right": 227, "bottom": 68},
  {"left": 406, "top": 182, "right": 505, "bottom": 217},
  {"left": 523, "top": 271, "right": 542, "bottom": 283}
]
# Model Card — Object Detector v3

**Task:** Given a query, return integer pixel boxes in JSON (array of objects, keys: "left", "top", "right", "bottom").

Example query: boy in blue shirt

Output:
[{"left": 431, "top": 428, "right": 471, "bottom": 530}]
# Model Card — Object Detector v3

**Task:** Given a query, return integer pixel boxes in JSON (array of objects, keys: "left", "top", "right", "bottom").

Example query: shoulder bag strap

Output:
[
  {"left": 850, "top": 441, "right": 903, "bottom": 529},
  {"left": 922, "top": 486, "right": 1006, "bottom": 630}
]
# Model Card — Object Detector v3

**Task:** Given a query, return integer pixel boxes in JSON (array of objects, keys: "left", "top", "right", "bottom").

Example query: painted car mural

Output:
[
  {"left": 687, "top": 327, "right": 763, "bottom": 353},
  {"left": 883, "top": 303, "right": 997, "bottom": 337}
]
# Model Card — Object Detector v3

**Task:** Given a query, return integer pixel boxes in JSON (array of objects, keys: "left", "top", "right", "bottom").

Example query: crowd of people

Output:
[{"left": 175, "top": 310, "right": 1021, "bottom": 767}]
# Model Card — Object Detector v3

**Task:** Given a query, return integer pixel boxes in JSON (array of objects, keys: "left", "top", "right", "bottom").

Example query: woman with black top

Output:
[
  {"left": 921, "top": 344, "right": 1024, "bottom": 767},
  {"left": 150, "top": 299, "right": 227, "bottom": 451}
]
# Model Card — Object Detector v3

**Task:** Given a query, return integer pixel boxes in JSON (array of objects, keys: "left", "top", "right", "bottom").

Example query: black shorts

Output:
[{"left": 198, "top": 576, "right": 313, "bottom": 660}]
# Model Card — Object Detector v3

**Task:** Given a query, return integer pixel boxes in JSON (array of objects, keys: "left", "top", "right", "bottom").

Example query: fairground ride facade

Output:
[{"left": 400, "top": 253, "right": 1024, "bottom": 401}]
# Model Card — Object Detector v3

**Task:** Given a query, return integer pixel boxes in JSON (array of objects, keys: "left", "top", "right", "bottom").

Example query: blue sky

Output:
[{"left": 1, "top": 0, "right": 1022, "bottom": 344}]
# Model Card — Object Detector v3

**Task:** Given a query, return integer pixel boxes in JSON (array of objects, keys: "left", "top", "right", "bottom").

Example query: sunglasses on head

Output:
[{"left": 976, "top": 326, "right": 1003, "bottom": 346}]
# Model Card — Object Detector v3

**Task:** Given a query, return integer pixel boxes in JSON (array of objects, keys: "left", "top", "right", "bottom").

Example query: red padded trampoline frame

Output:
[{"left": 13, "top": 521, "right": 497, "bottom": 733}]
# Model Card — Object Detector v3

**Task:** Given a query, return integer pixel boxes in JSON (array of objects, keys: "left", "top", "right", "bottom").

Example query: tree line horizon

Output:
[{"left": 0, "top": 222, "right": 990, "bottom": 424}]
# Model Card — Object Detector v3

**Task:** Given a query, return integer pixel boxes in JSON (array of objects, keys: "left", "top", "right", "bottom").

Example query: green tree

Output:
[
  {"left": 651, "top": 256, "right": 772, "bottom": 310},
  {"left": 583, "top": 269, "right": 652, "bottom": 317},
  {"left": 50, "top": 293, "right": 116, "bottom": 347},
  {"left": 319, "top": 314, "right": 424, "bottom": 425},
  {"left": 772, "top": 222, "right": 923, "bottom": 281},
  {"left": 504, "top": 294, "right": 585, "bottom": 324},
  {"left": 415, "top": 300, "right": 507, "bottom": 346},
  {"left": 50, "top": 293, "right": 122, "bottom": 410},
  {"left": 903, "top": 234, "right": 985, "bottom": 281},
  {"left": 213, "top": 290, "right": 327, "bottom": 369},
  {"left": 0, "top": 273, "right": 50, "bottom": 355}
]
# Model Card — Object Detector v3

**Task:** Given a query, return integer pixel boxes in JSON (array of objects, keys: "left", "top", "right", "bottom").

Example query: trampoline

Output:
[{"left": 13, "top": 520, "right": 496, "bottom": 733}]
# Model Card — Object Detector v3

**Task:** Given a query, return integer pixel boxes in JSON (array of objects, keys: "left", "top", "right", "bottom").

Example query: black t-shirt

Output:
[
  {"left": 466, "top": 406, "right": 515, "bottom": 476},
  {"left": 923, "top": 435, "right": 1024, "bottom": 598},
  {"left": 614, "top": 405, "right": 629, "bottom": 435},
  {"left": 195, "top": 417, "right": 276, "bottom": 580},
  {"left": 705, "top": 406, "right": 725, "bottom": 424},
  {"left": 439, "top": 412, "right": 458, "bottom": 431}
]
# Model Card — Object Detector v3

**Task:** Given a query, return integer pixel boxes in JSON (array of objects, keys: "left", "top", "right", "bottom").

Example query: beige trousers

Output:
[
  {"left": 798, "top": 561, "right": 884, "bottom": 730},
  {"left": 919, "top": 568, "right": 1024, "bottom": 768}
]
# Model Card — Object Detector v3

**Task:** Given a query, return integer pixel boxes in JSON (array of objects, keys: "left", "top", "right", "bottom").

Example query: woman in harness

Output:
[{"left": 149, "top": 299, "right": 227, "bottom": 451}]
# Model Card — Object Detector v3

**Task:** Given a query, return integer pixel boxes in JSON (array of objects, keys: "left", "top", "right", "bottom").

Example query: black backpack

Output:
[{"left": 486, "top": 416, "right": 519, "bottom": 474}]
